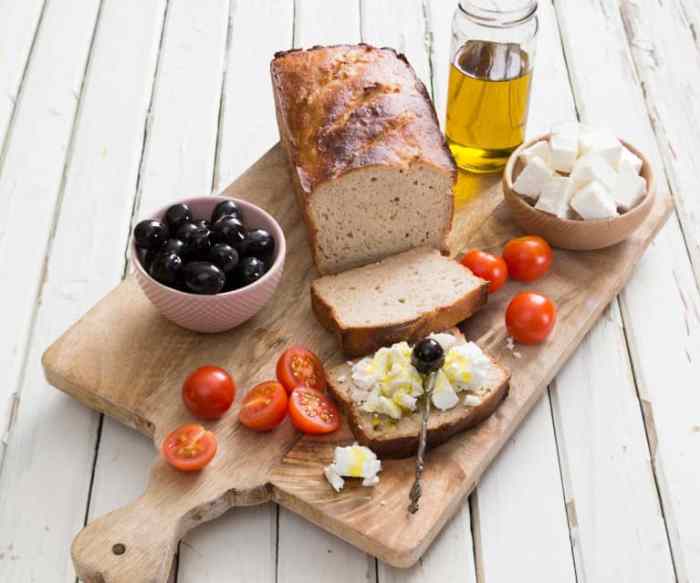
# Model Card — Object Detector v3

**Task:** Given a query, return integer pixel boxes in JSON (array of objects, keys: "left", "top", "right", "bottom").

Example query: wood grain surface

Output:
[{"left": 42, "top": 143, "right": 671, "bottom": 581}]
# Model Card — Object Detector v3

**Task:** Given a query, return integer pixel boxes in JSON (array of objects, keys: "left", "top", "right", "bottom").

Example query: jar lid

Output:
[{"left": 459, "top": 0, "right": 537, "bottom": 26}]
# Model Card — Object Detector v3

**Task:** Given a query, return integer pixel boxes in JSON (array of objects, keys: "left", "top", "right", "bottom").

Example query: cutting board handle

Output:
[
  {"left": 70, "top": 456, "right": 248, "bottom": 583},
  {"left": 72, "top": 493, "right": 180, "bottom": 583}
]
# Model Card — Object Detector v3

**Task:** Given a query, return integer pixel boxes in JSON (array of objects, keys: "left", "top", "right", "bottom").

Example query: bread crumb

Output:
[
  {"left": 506, "top": 336, "right": 515, "bottom": 351},
  {"left": 513, "top": 351, "right": 522, "bottom": 359},
  {"left": 337, "top": 375, "right": 347, "bottom": 383}
]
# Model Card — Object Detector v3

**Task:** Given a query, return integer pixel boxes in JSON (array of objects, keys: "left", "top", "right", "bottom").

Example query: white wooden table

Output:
[{"left": 0, "top": 1, "right": 698, "bottom": 581}]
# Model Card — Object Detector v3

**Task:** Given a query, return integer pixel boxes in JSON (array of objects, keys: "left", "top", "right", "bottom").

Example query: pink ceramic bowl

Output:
[{"left": 132, "top": 196, "right": 286, "bottom": 333}]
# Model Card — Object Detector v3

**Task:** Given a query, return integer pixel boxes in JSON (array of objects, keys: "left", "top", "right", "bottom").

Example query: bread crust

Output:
[
  {"left": 270, "top": 44, "right": 456, "bottom": 274},
  {"left": 327, "top": 351, "right": 510, "bottom": 459},
  {"left": 311, "top": 264, "right": 488, "bottom": 358}
]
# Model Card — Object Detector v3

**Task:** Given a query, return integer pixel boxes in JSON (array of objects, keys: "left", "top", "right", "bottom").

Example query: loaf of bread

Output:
[
  {"left": 271, "top": 44, "right": 456, "bottom": 275},
  {"left": 311, "top": 248, "right": 488, "bottom": 357}
]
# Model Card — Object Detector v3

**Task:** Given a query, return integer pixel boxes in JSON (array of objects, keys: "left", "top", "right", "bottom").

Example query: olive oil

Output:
[{"left": 446, "top": 40, "right": 532, "bottom": 174}]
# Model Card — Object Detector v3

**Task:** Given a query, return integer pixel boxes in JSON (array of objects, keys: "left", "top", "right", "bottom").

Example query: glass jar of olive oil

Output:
[{"left": 446, "top": 1, "right": 538, "bottom": 174}]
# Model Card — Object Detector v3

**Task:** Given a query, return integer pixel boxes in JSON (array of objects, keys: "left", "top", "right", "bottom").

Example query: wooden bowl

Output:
[{"left": 502, "top": 133, "right": 656, "bottom": 250}]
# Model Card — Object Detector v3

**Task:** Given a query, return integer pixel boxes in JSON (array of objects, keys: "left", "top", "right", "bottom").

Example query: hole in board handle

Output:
[{"left": 112, "top": 543, "right": 126, "bottom": 556}]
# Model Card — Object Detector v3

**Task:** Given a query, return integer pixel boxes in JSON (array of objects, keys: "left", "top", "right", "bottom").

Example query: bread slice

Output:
[
  {"left": 311, "top": 248, "right": 488, "bottom": 357},
  {"left": 327, "top": 332, "right": 510, "bottom": 458},
  {"left": 271, "top": 45, "right": 456, "bottom": 274}
]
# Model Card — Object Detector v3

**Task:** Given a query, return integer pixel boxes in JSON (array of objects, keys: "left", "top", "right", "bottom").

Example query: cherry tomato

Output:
[
  {"left": 502, "top": 236, "right": 553, "bottom": 282},
  {"left": 182, "top": 366, "right": 236, "bottom": 420},
  {"left": 460, "top": 250, "right": 508, "bottom": 293},
  {"left": 276, "top": 347, "right": 327, "bottom": 394},
  {"left": 288, "top": 387, "right": 340, "bottom": 434},
  {"left": 161, "top": 424, "right": 217, "bottom": 472},
  {"left": 506, "top": 292, "right": 557, "bottom": 344},
  {"left": 239, "top": 381, "right": 289, "bottom": 431}
]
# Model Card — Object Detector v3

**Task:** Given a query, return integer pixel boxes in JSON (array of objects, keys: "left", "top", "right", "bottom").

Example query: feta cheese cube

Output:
[
  {"left": 570, "top": 181, "right": 619, "bottom": 220},
  {"left": 535, "top": 176, "right": 575, "bottom": 218},
  {"left": 579, "top": 128, "right": 623, "bottom": 168},
  {"left": 612, "top": 165, "right": 646, "bottom": 211},
  {"left": 549, "top": 126, "right": 579, "bottom": 173},
  {"left": 570, "top": 154, "right": 618, "bottom": 190},
  {"left": 513, "top": 157, "right": 553, "bottom": 200},
  {"left": 616, "top": 146, "right": 643, "bottom": 175},
  {"left": 519, "top": 140, "right": 551, "bottom": 167}
]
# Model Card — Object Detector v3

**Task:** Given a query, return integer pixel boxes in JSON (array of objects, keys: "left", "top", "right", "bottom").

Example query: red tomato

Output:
[
  {"left": 288, "top": 387, "right": 340, "bottom": 435},
  {"left": 460, "top": 250, "right": 508, "bottom": 293},
  {"left": 276, "top": 347, "right": 327, "bottom": 394},
  {"left": 502, "top": 236, "right": 553, "bottom": 282},
  {"left": 239, "top": 381, "right": 289, "bottom": 431},
  {"left": 182, "top": 366, "right": 236, "bottom": 420},
  {"left": 161, "top": 424, "right": 217, "bottom": 472},
  {"left": 506, "top": 292, "right": 557, "bottom": 344}
]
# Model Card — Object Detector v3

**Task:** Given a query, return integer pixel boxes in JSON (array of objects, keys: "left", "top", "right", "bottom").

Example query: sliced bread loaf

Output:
[
  {"left": 311, "top": 247, "right": 488, "bottom": 357},
  {"left": 271, "top": 44, "right": 455, "bottom": 274},
  {"left": 327, "top": 331, "right": 510, "bottom": 458}
]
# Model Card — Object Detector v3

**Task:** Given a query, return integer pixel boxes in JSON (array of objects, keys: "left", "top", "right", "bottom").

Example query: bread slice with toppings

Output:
[
  {"left": 311, "top": 248, "right": 488, "bottom": 358},
  {"left": 327, "top": 331, "right": 510, "bottom": 458}
]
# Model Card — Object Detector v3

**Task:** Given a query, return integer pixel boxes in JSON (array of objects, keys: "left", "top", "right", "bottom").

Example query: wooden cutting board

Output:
[{"left": 42, "top": 144, "right": 671, "bottom": 583}]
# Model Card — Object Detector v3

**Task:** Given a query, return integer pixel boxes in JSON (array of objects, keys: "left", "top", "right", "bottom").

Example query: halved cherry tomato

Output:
[
  {"left": 288, "top": 386, "right": 340, "bottom": 434},
  {"left": 506, "top": 292, "right": 557, "bottom": 344},
  {"left": 161, "top": 424, "right": 217, "bottom": 472},
  {"left": 276, "top": 347, "right": 327, "bottom": 394},
  {"left": 502, "top": 236, "right": 553, "bottom": 282},
  {"left": 239, "top": 381, "right": 289, "bottom": 431},
  {"left": 182, "top": 366, "right": 236, "bottom": 420},
  {"left": 460, "top": 250, "right": 508, "bottom": 293}
]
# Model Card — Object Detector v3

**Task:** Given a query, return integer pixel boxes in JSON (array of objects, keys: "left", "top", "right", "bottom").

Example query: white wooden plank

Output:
[
  {"left": 477, "top": 398, "right": 576, "bottom": 583},
  {"left": 278, "top": 509, "right": 376, "bottom": 583},
  {"left": 293, "top": 0, "right": 361, "bottom": 48},
  {"left": 84, "top": 2, "right": 230, "bottom": 582},
  {"left": 550, "top": 302, "right": 676, "bottom": 582},
  {"left": 424, "top": 0, "right": 453, "bottom": 128},
  {"left": 0, "top": 0, "right": 101, "bottom": 464},
  {"left": 136, "top": 0, "right": 230, "bottom": 212},
  {"left": 0, "top": 0, "right": 166, "bottom": 580},
  {"left": 276, "top": 3, "right": 372, "bottom": 582},
  {"left": 619, "top": 0, "right": 700, "bottom": 289},
  {"left": 360, "top": 0, "right": 431, "bottom": 88},
  {"left": 556, "top": 1, "right": 700, "bottom": 581},
  {"left": 0, "top": 0, "right": 45, "bottom": 151},
  {"left": 178, "top": 2, "right": 293, "bottom": 581},
  {"left": 214, "top": 0, "right": 294, "bottom": 190}
]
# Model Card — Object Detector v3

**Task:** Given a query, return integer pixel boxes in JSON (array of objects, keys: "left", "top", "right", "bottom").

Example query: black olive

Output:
[
  {"left": 176, "top": 222, "right": 199, "bottom": 244},
  {"left": 183, "top": 261, "right": 225, "bottom": 295},
  {"left": 211, "top": 199, "right": 242, "bottom": 224},
  {"left": 236, "top": 256, "right": 267, "bottom": 287},
  {"left": 211, "top": 216, "right": 246, "bottom": 249},
  {"left": 208, "top": 243, "right": 239, "bottom": 274},
  {"left": 243, "top": 228, "right": 275, "bottom": 260},
  {"left": 189, "top": 226, "right": 212, "bottom": 257},
  {"left": 162, "top": 238, "right": 186, "bottom": 257},
  {"left": 193, "top": 218, "right": 210, "bottom": 230},
  {"left": 164, "top": 203, "right": 192, "bottom": 230},
  {"left": 411, "top": 338, "right": 445, "bottom": 374},
  {"left": 148, "top": 251, "right": 183, "bottom": 287},
  {"left": 136, "top": 248, "right": 154, "bottom": 271},
  {"left": 134, "top": 219, "right": 169, "bottom": 251}
]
